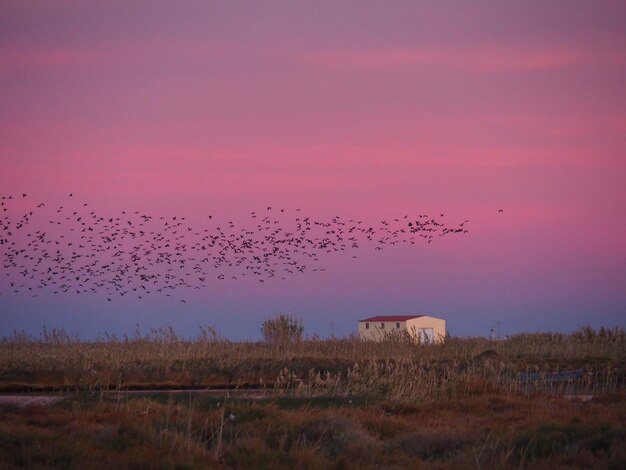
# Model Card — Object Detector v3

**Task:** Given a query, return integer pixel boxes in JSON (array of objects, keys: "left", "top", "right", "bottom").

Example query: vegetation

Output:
[
  {"left": 0, "top": 325, "right": 623, "bottom": 397},
  {"left": 0, "top": 325, "right": 624, "bottom": 468},
  {"left": 261, "top": 314, "right": 304, "bottom": 345},
  {"left": 0, "top": 389, "right": 625, "bottom": 468}
]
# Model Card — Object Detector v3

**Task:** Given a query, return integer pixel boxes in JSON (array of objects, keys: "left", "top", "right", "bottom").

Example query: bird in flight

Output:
[{"left": 0, "top": 192, "right": 470, "bottom": 304}]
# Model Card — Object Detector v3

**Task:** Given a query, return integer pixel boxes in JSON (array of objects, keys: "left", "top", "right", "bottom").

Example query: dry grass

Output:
[
  {"left": 0, "top": 325, "right": 624, "bottom": 468},
  {"left": 0, "top": 391, "right": 624, "bottom": 469},
  {"left": 0, "top": 325, "right": 624, "bottom": 401}
]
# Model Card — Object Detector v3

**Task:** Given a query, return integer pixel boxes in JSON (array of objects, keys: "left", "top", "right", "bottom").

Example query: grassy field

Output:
[{"left": 0, "top": 326, "right": 624, "bottom": 468}]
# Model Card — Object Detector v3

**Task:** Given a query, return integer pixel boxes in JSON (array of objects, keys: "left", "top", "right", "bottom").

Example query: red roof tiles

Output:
[{"left": 359, "top": 315, "right": 423, "bottom": 322}]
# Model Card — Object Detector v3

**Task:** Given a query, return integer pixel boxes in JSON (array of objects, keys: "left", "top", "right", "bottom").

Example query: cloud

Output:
[
  {"left": 300, "top": 44, "right": 601, "bottom": 73},
  {"left": 0, "top": 46, "right": 89, "bottom": 76}
]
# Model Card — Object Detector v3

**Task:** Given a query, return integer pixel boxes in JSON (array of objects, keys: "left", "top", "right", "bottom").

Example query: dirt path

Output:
[
  {"left": 0, "top": 388, "right": 296, "bottom": 407},
  {"left": 0, "top": 395, "right": 64, "bottom": 407}
]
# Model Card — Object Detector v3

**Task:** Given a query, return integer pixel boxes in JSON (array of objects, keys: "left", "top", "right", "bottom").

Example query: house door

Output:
[{"left": 419, "top": 328, "right": 434, "bottom": 343}]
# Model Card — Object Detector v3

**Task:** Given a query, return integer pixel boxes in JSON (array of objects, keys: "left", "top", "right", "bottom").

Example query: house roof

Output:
[{"left": 359, "top": 315, "right": 424, "bottom": 322}]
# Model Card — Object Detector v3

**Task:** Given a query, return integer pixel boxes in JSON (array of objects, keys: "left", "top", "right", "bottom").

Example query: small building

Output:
[{"left": 358, "top": 315, "right": 446, "bottom": 343}]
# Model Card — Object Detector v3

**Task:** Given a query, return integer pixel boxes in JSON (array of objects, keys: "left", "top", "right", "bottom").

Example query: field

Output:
[{"left": 0, "top": 326, "right": 625, "bottom": 468}]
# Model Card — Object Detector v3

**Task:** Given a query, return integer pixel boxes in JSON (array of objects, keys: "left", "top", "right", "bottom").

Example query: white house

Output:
[{"left": 358, "top": 315, "right": 446, "bottom": 343}]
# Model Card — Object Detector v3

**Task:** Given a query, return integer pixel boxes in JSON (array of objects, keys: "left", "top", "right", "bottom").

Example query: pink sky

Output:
[{"left": 1, "top": 1, "right": 625, "bottom": 338}]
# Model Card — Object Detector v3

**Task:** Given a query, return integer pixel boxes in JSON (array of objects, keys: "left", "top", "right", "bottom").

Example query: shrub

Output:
[
  {"left": 261, "top": 314, "right": 304, "bottom": 345},
  {"left": 513, "top": 420, "right": 624, "bottom": 462}
]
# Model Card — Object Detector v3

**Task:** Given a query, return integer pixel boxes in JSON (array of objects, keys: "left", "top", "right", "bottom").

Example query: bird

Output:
[{"left": 0, "top": 192, "right": 470, "bottom": 302}]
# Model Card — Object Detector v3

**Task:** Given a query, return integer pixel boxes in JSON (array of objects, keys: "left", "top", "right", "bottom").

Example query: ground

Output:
[{"left": 0, "top": 327, "right": 624, "bottom": 468}]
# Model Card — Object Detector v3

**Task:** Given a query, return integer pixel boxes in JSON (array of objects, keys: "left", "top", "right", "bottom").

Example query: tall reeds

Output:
[{"left": 1, "top": 325, "right": 623, "bottom": 400}]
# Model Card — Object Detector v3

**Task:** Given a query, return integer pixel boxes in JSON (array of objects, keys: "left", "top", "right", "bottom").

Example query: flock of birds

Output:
[{"left": 1, "top": 193, "right": 469, "bottom": 304}]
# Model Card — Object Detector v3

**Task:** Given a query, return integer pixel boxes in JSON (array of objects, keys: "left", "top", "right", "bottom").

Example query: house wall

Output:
[
  {"left": 358, "top": 316, "right": 446, "bottom": 343},
  {"left": 358, "top": 320, "right": 406, "bottom": 341},
  {"left": 405, "top": 316, "right": 446, "bottom": 343}
]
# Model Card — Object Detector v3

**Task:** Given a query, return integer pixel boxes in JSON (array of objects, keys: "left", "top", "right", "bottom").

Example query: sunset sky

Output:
[{"left": 1, "top": 1, "right": 625, "bottom": 339}]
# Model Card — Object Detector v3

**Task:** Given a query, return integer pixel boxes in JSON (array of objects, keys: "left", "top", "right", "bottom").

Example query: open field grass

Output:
[
  {"left": 0, "top": 326, "right": 624, "bottom": 468},
  {"left": 1, "top": 325, "right": 624, "bottom": 396},
  {"left": 0, "top": 390, "right": 625, "bottom": 468}
]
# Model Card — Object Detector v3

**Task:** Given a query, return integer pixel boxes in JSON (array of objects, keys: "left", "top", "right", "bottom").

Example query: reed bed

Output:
[
  {"left": 1, "top": 326, "right": 625, "bottom": 468},
  {"left": 1, "top": 325, "right": 624, "bottom": 402}
]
